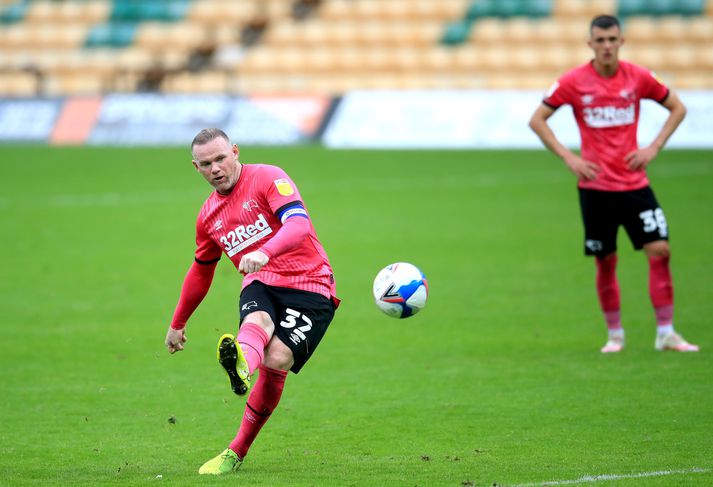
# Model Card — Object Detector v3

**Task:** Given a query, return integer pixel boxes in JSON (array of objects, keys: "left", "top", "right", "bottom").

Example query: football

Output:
[{"left": 372, "top": 262, "right": 429, "bottom": 318}]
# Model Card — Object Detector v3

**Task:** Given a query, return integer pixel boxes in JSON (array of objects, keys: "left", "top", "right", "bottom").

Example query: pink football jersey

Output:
[
  {"left": 544, "top": 60, "right": 669, "bottom": 191},
  {"left": 194, "top": 164, "right": 336, "bottom": 299}
]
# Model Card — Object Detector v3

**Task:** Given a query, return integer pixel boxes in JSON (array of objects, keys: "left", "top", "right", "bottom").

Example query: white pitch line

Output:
[{"left": 511, "top": 467, "right": 710, "bottom": 486}]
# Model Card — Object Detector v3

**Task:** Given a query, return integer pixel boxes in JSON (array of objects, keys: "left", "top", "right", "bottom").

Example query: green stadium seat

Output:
[
  {"left": 527, "top": 0, "right": 553, "bottom": 18},
  {"left": 618, "top": 0, "right": 648, "bottom": 17},
  {"left": 467, "top": 0, "right": 552, "bottom": 21},
  {"left": 85, "top": 1, "right": 190, "bottom": 49},
  {"left": 111, "top": 0, "right": 189, "bottom": 22},
  {"left": 619, "top": 0, "right": 704, "bottom": 17},
  {"left": 85, "top": 22, "right": 138, "bottom": 47},
  {"left": 441, "top": 20, "right": 473, "bottom": 45},
  {"left": 675, "top": 0, "right": 705, "bottom": 15},
  {"left": 0, "top": 1, "right": 27, "bottom": 24}
]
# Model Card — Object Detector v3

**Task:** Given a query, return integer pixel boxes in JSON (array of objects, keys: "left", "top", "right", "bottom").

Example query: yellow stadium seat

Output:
[
  {"left": 658, "top": 16, "right": 688, "bottom": 42},
  {"left": 188, "top": 0, "right": 256, "bottom": 26},
  {"left": 0, "top": 71, "right": 39, "bottom": 96},
  {"left": 331, "top": 47, "right": 365, "bottom": 72},
  {"left": 662, "top": 44, "right": 697, "bottom": 70},
  {"left": 45, "top": 72, "right": 106, "bottom": 96},
  {"left": 687, "top": 17, "right": 713, "bottom": 43},
  {"left": 503, "top": 18, "right": 537, "bottom": 44},
  {"left": 553, "top": 0, "right": 617, "bottom": 18},
  {"left": 422, "top": 46, "right": 456, "bottom": 72},
  {"left": 623, "top": 17, "right": 657, "bottom": 42},
  {"left": 470, "top": 18, "right": 507, "bottom": 44}
]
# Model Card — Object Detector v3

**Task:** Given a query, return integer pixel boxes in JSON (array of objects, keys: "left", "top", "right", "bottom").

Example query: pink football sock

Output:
[
  {"left": 229, "top": 365, "right": 288, "bottom": 459},
  {"left": 649, "top": 255, "right": 674, "bottom": 328},
  {"left": 237, "top": 322, "right": 270, "bottom": 375},
  {"left": 596, "top": 255, "right": 621, "bottom": 330}
]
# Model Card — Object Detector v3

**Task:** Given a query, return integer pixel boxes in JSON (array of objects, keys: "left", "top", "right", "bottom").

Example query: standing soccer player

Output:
[
  {"left": 164, "top": 128, "right": 340, "bottom": 474},
  {"left": 528, "top": 15, "right": 698, "bottom": 353}
]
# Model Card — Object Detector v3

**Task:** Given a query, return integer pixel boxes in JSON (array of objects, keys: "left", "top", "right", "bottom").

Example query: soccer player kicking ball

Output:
[
  {"left": 529, "top": 15, "right": 698, "bottom": 353},
  {"left": 164, "top": 128, "right": 340, "bottom": 474}
]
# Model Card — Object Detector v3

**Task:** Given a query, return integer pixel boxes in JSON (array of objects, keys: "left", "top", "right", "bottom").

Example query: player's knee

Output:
[
  {"left": 263, "top": 339, "right": 294, "bottom": 371},
  {"left": 645, "top": 241, "right": 670, "bottom": 259},
  {"left": 243, "top": 311, "right": 275, "bottom": 335}
]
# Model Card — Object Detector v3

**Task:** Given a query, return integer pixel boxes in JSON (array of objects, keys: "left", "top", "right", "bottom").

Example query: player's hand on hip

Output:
[
  {"left": 239, "top": 250, "right": 269, "bottom": 274},
  {"left": 564, "top": 154, "right": 600, "bottom": 181},
  {"left": 625, "top": 146, "right": 658, "bottom": 171},
  {"left": 165, "top": 327, "right": 187, "bottom": 354}
]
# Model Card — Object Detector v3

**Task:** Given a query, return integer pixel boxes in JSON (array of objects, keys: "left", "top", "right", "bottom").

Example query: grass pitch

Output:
[{"left": 0, "top": 145, "right": 711, "bottom": 486}]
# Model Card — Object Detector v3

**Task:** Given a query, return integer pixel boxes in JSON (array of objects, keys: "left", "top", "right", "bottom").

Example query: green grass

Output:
[{"left": 0, "top": 146, "right": 711, "bottom": 486}]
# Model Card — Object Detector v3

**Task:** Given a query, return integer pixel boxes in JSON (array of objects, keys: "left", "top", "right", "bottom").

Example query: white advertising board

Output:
[{"left": 322, "top": 90, "right": 713, "bottom": 149}]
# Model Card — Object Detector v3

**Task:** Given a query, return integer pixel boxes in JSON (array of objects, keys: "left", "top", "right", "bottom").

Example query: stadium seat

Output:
[
  {"left": 675, "top": 71, "right": 713, "bottom": 88},
  {"left": 2, "top": 0, "right": 713, "bottom": 96},
  {"left": 134, "top": 21, "right": 208, "bottom": 52},
  {"left": 0, "top": 1, "right": 27, "bottom": 24},
  {"left": 619, "top": 0, "right": 704, "bottom": 17},
  {"left": 22, "top": 0, "right": 110, "bottom": 26},
  {"left": 423, "top": 47, "right": 456, "bottom": 71},
  {"left": 623, "top": 16, "right": 658, "bottom": 42},
  {"left": 188, "top": 0, "right": 257, "bottom": 26},
  {"left": 626, "top": 45, "right": 664, "bottom": 69},
  {"left": 162, "top": 70, "right": 229, "bottom": 93},
  {"left": 0, "top": 23, "right": 33, "bottom": 49},
  {"left": 467, "top": 0, "right": 553, "bottom": 20},
  {"left": 687, "top": 16, "right": 713, "bottom": 43},
  {"left": 442, "top": 20, "right": 473, "bottom": 45},
  {"left": 85, "top": 22, "right": 138, "bottom": 47},
  {"left": 111, "top": 0, "right": 190, "bottom": 22},
  {"left": 657, "top": 15, "right": 688, "bottom": 41},
  {"left": 532, "top": 18, "right": 588, "bottom": 45},
  {"left": 0, "top": 71, "right": 38, "bottom": 96},
  {"left": 45, "top": 71, "right": 106, "bottom": 96},
  {"left": 468, "top": 18, "right": 506, "bottom": 44},
  {"left": 553, "top": 0, "right": 617, "bottom": 18},
  {"left": 449, "top": 46, "right": 484, "bottom": 71}
]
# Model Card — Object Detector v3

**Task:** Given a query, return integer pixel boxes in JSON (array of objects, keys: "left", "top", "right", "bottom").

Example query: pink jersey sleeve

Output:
[
  {"left": 543, "top": 73, "right": 574, "bottom": 108},
  {"left": 170, "top": 259, "right": 217, "bottom": 330},
  {"left": 637, "top": 67, "right": 669, "bottom": 103},
  {"left": 194, "top": 210, "right": 222, "bottom": 263}
]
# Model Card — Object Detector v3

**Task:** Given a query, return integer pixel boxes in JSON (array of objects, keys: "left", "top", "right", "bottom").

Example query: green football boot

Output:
[
  {"left": 217, "top": 334, "right": 251, "bottom": 395},
  {"left": 198, "top": 448, "right": 242, "bottom": 475}
]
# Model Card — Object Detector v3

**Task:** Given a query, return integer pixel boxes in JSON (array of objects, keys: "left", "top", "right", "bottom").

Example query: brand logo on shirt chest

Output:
[
  {"left": 219, "top": 213, "right": 273, "bottom": 257},
  {"left": 583, "top": 103, "right": 635, "bottom": 128}
]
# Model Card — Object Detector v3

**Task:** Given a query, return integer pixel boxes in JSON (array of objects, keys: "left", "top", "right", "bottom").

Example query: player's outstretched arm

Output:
[
  {"left": 164, "top": 259, "right": 218, "bottom": 354},
  {"left": 529, "top": 104, "right": 600, "bottom": 181},
  {"left": 626, "top": 91, "right": 687, "bottom": 171}
]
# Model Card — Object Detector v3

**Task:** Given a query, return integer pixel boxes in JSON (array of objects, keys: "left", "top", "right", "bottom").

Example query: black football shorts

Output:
[
  {"left": 238, "top": 281, "right": 336, "bottom": 373},
  {"left": 578, "top": 186, "right": 669, "bottom": 257}
]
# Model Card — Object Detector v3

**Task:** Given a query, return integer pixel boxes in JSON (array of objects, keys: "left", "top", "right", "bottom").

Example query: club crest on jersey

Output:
[
  {"left": 274, "top": 178, "right": 294, "bottom": 196},
  {"left": 242, "top": 199, "right": 258, "bottom": 211},
  {"left": 619, "top": 89, "right": 635, "bottom": 101},
  {"left": 241, "top": 301, "right": 258, "bottom": 311}
]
